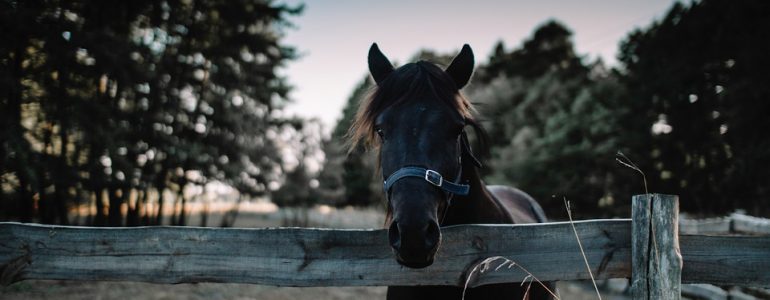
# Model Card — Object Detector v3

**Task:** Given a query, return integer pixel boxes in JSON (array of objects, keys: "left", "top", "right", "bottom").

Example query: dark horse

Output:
[{"left": 349, "top": 44, "right": 554, "bottom": 299}]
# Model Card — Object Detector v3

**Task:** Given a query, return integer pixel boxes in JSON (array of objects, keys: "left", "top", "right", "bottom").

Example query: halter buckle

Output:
[{"left": 424, "top": 169, "right": 443, "bottom": 187}]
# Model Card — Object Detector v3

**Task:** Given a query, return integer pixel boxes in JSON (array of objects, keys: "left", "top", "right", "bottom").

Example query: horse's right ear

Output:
[
  {"left": 445, "top": 44, "right": 474, "bottom": 89},
  {"left": 368, "top": 43, "right": 394, "bottom": 85}
]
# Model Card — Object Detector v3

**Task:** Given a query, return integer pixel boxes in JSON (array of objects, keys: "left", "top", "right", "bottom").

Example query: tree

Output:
[
  {"left": 319, "top": 77, "right": 381, "bottom": 207},
  {"left": 0, "top": 0, "right": 303, "bottom": 225},
  {"left": 468, "top": 21, "right": 633, "bottom": 216},
  {"left": 619, "top": 0, "right": 770, "bottom": 214},
  {"left": 271, "top": 118, "right": 324, "bottom": 225},
  {"left": 476, "top": 20, "right": 587, "bottom": 84}
]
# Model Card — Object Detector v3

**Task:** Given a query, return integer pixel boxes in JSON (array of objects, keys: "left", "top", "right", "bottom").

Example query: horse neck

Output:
[{"left": 442, "top": 160, "right": 512, "bottom": 225}]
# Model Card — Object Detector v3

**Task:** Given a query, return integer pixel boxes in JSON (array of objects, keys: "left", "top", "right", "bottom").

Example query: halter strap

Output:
[{"left": 383, "top": 166, "right": 470, "bottom": 196}]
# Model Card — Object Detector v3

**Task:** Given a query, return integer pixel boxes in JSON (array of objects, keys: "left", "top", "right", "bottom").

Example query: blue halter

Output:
[
  {"left": 382, "top": 166, "right": 469, "bottom": 196},
  {"left": 381, "top": 131, "right": 479, "bottom": 197},
  {"left": 381, "top": 130, "right": 481, "bottom": 224}
]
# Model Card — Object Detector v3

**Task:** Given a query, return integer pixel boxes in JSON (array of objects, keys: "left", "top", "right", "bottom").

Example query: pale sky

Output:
[{"left": 278, "top": 0, "right": 679, "bottom": 133}]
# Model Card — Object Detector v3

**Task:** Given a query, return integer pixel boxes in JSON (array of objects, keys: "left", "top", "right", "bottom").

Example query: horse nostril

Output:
[
  {"left": 388, "top": 221, "right": 401, "bottom": 250},
  {"left": 425, "top": 221, "right": 440, "bottom": 250}
]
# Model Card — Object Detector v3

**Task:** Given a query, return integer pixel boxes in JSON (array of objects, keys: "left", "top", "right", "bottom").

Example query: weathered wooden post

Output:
[{"left": 631, "top": 194, "right": 682, "bottom": 299}]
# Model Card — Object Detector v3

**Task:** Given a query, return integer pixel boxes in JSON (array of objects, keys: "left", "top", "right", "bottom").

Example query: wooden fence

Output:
[
  {"left": 1, "top": 194, "right": 769, "bottom": 299},
  {"left": 680, "top": 212, "right": 770, "bottom": 235},
  {"left": 678, "top": 207, "right": 770, "bottom": 299}
]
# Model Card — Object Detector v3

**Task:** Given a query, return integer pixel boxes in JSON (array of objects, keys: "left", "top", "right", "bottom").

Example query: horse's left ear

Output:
[
  {"left": 445, "top": 44, "right": 474, "bottom": 89},
  {"left": 368, "top": 43, "right": 394, "bottom": 85}
]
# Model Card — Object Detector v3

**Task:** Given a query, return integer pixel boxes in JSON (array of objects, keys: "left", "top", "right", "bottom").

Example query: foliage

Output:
[
  {"left": 468, "top": 21, "right": 634, "bottom": 216},
  {"left": 0, "top": 0, "right": 303, "bottom": 225},
  {"left": 321, "top": 2, "right": 770, "bottom": 217},
  {"left": 468, "top": 1, "right": 770, "bottom": 217},
  {"left": 271, "top": 118, "right": 324, "bottom": 210},
  {"left": 618, "top": 0, "right": 770, "bottom": 214},
  {"left": 318, "top": 77, "right": 381, "bottom": 207}
]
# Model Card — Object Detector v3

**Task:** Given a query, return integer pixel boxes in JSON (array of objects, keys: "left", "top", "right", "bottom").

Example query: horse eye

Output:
[{"left": 376, "top": 127, "right": 385, "bottom": 138}]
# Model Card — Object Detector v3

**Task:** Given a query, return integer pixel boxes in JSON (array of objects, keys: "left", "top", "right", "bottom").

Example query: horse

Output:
[{"left": 348, "top": 43, "right": 554, "bottom": 299}]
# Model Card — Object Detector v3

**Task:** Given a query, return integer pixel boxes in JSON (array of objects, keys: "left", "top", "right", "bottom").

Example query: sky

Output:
[{"left": 278, "top": 0, "right": 679, "bottom": 134}]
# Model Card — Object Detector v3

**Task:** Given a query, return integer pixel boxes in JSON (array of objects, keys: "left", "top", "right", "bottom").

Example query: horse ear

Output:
[
  {"left": 445, "top": 44, "right": 474, "bottom": 89},
  {"left": 368, "top": 43, "right": 394, "bottom": 85}
]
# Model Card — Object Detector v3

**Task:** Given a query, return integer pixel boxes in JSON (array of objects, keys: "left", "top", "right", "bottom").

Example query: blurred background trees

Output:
[
  {"left": 0, "top": 0, "right": 304, "bottom": 225},
  {"left": 478, "top": 0, "right": 770, "bottom": 217},
  {"left": 617, "top": 0, "right": 770, "bottom": 216},
  {"left": 2, "top": 0, "right": 769, "bottom": 226},
  {"left": 323, "top": 0, "right": 770, "bottom": 218}
]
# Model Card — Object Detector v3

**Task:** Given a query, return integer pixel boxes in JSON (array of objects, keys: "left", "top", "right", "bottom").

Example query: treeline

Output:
[
  {"left": 0, "top": 0, "right": 306, "bottom": 225},
  {"left": 3, "top": 0, "right": 768, "bottom": 225},
  {"left": 321, "top": 0, "right": 770, "bottom": 217}
]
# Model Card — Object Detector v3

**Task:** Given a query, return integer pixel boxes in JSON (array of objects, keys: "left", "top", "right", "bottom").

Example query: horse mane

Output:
[{"left": 348, "top": 60, "right": 481, "bottom": 151}]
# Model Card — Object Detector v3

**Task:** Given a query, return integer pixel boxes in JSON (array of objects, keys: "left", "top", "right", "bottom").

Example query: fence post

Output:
[{"left": 631, "top": 194, "right": 682, "bottom": 300}]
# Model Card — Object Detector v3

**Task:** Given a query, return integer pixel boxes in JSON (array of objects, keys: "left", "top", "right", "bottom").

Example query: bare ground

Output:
[
  {"left": 1, "top": 281, "right": 386, "bottom": 300},
  {"left": 1, "top": 280, "right": 628, "bottom": 300}
]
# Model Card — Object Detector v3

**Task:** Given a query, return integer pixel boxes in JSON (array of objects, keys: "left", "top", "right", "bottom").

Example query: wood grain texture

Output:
[
  {"left": 681, "top": 234, "right": 770, "bottom": 288},
  {"left": 631, "top": 194, "right": 652, "bottom": 299},
  {"left": 2, "top": 216, "right": 769, "bottom": 288},
  {"left": 631, "top": 194, "right": 682, "bottom": 299},
  {"left": 0, "top": 220, "right": 631, "bottom": 287}
]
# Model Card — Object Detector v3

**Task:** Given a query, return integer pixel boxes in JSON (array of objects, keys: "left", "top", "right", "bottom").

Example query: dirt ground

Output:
[
  {"left": 0, "top": 205, "right": 629, "bottom": 300},
  {"left": 0, "top": 280, "right": 628, "bottom": 300},
  {"left": 1, "top": 281, "right": 387, "bottom": 300}
]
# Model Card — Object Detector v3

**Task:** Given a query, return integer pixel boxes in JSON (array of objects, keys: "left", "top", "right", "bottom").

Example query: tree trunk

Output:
[
  {"left": 37, "top": 130, "right": 53, "bottom": 224},
  {"left": 220, "top": 195, "right": 244, "bottom": 227},
  {"left": 177, "top": 188, "right": 187, "bottom": 226},
  {"left": 140, "top": 187, "right": 151, "bottom": 225},
  {"left": 17, "top": 173, "right": 33, "bottom": 223},
  {"left": 107, "top": 186, "right": 124, "bottom": 226},
  {"left": 126, "top": 189, "right": 140, "bottom": 227},
  {"left": 93, "top": 188, "right": 106, "bottom": 226},
  {"left": 198, "top": 185, "right": 209, "bottom": 227},
  {"left": 154, "top": 176, "right": 167, "bottom": 226},
  {"left": 199, "top": 198, "right": 209, "bottom": 227},
  {"left": 8, "top": 39, "right": 34, "bottom": 222},
  {"left": 53, "top": 119, "right": 70, "bottom": 225}
]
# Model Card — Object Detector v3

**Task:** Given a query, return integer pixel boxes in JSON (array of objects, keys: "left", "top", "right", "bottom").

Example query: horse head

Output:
[{"left": 351, "top": 43, "right": 479, "bottom": 268}]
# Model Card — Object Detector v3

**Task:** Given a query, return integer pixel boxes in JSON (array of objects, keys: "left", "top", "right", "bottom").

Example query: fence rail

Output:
[
  {"left": 680, "top": 212, "right": 770, "bottom": 235},
  {"left": 678, "top": 211, "right": 770, "bottom": 299},
  {"left": 1, "top": 194, "right": 769, "bottom": 297}
]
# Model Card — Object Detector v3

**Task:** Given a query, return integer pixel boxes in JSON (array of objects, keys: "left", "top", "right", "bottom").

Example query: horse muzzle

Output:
[{"left": 388, "top": 219, "right": 441, "bottom": 268}]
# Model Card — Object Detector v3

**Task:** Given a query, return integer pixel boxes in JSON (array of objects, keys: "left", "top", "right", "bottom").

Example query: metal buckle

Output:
[{"left": 424, "top": 169, "right": 443, "bottom": 187}]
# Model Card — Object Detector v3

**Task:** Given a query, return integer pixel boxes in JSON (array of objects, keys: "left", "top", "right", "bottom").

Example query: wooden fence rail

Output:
[
  {"left": 1, "top": 194, "right": 769, "bottom": 297},
  {"left": 680, "top": 212, "right": 770, "bottom": 235}
]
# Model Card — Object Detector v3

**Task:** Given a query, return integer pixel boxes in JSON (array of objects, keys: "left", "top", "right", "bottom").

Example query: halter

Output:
[
  {"left": 381, "top": 131, "right": 481, "bottom": 223},
  {"left": 383, "top": 167, "right": 469, "bottom": 196}
]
